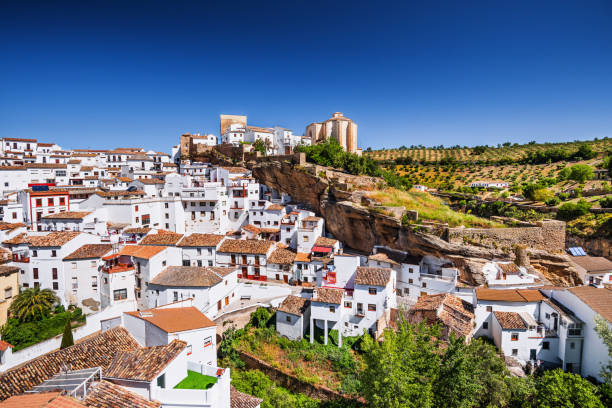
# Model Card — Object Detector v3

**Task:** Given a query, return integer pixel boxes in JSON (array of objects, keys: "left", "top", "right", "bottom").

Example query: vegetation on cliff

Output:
[{"left": 367, "top": 188, "right": 503, "bottom": 228}]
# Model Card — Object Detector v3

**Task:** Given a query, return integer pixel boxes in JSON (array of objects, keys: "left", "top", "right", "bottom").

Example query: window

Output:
[
  {"left": 545, "top": 313, "right": 550, "bottom": 319},
  {"left": 32, "top": 250, "right": 37, "bottom": 257},
  {"left": 51, "top": 250, "right": 57, "bottom": 257},
  {"left": 91, "top": 276, "right": 97, "bottom": 289},
  {"left": 286, "top": 315, "right": 291, "bottom": 323},
  {"left": 162, "top": 260, "right": 166, "bottom": 267},
  {"left": 135, "top": 217, "right": 139, "bottom": 223},
  {"left": 164, "top": 203, "right": 169, "bottom": 209},
  {"left": 33, "top": 269, "right": 39, "bottom": 281},
  {"left": 71, "top": 262, "right": 77, "bottom": 269},
  {"left": 368, "top": 304, "right": 376, "bottom": 312},
  {"left": 408, "top": 278, "right": 413, "bottom": 284},
  {"left": 329, "top": 306, "right": 336, "bottom": 313},
  {"left": 422, "top": 282, "right": 427, "bottom": 288},
  {"left": 48, "top": 198, "right": 54, "bottom": 206},
  {"left": 208, "top": 260, "right": 213, "bottom": 266},
  {"left": 409, "top": 267, "right": 414, "bottom": 273},
  {"left": 72, "top": 277, "right": 77, "bottom": 293},
  {"left": 12, "top": 212, "right": 16, "bottom": 219},
  {"left": 173, "top": 291, "right": 178, "bottom": 302},
  {"left": 486, "top": 306, "right": 493, "bottom": 312},
  {"left": 90, "top": 260, "right": 96, "bottom": 267},
  {"left": 570, "top": 342, "right": 575, "bottom": 349},
  {"left": 203, "top": 336, "right": 212, "bottom": 347},
  {"left": 368, "top": 287, "right": 377, "bottom": 295},
  {"left": 483, "top": 322, "right": 489, "bottom": 329},
  {"left": 52, "top": 268, "right": 58, "bottom": 279},
  {"left": 52, "top": 282, "right": 59, "bottom": 290},
  {"left": 197, "top": 260, "right": 202, "bottom": 267},
  {"left": 134, "top": 205, "right": 139, "bottom": 212},
  {"left": 511, "top": 333, "right": 519, "bottom": 341},
  {"left": 59, "top": 197, "right": 65, "bottom": 205},
  {"left": 156, "top": 374, "right": 165, "bottom": 389},
  {"left": 4, "top": 287, "right": 12, "bottom": 299},
  {"left": 186, "top": 344, "right": 192, "bottom": 355},
  {"left": 35, "top": 198, "right": 42, "bottom": 207},
  {"left": 113, "top": 289, "right": 127, "bottom": 300},
  {"left": 34, "top": 282, "right": 40, "bottom": 288},
  {"left": 542, "top": 341, "right": 550, "bottom": 350},
  {"left": 344, "top": 301, "right": 352, "bottom": 308},
  {"left": 403, "top": 288, "right": 409, "bottom": 295},
  {"left": 303, "top": 235, "right": 309, "bottom": 242},
  {"left": 512, "top": 349, "right": 518, "bottom": 356},
  {"left": 104, "top": 277, "right": 108, "bottom": 284}
]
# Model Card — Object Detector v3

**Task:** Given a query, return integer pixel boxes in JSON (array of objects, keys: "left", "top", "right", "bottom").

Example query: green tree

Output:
[
  {"left": 249, "top": 307, "right": 271, "bottom": 328},
  {"left": 253, "top": 139, "right": 267, "bottom": 156},
  {"left": 556, "top": 199, "right": 592, "bottom": 221},
  {"left": 360, "top": 321, "right": 442, "bottom": 408},
  {"left": 60, "top": 318, "right": 74, "bottom": 349},
  {"left": 569, "top": 164, "right": 595, "bottom": 183},
  {"left": 8, "top": 287, "right": 58, "bottom": 322},
  {"left": 535, "top": 369, "right": 603, "bottom": 408},
  {"left": 594, "top": 314, "right": 612, "bottom": 383}
]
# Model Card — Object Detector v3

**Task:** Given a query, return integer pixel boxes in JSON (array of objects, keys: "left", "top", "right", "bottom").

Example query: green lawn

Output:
[{"left": 174, "top": 370, "right": 217, "bottom": 390}]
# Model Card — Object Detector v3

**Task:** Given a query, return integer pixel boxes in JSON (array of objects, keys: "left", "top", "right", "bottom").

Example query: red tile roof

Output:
[
  {"left": 177, "top": 233, "right": 225, "bottom": 247},
  {"left": 493, "top": 311, "right": 528, "bottom": 330},
  {"left": 104, "top": 340, "right": 186, "bottom": 382},
  {"left": 475, "top": 288, "right": 544, "bottom": 302},
  {"left": 277, "top": 295, "right": 310, "bottom": 316},
  {"left": 0, "top": 392, "right": 86, "bottom": 408},
  {"left": 218, "top": 239, "right": 275, "bottom": 255},
  {"left": 125, "top": 307, "right": 215, "bottom": 333},
  {"left": 150, "top": 266, "right": 234, "bottom": 287},
  {"left": 83, "top": 380, "right": 161, "bottom": 408},
  {"left": 118, "top": 245, "right": 167, "bottom": 259},
  {"left": 355, "top": 266, "right": 392, "bottom": 286},
  {"left": 63, "top": 244, "right": 112, "bottom": 260},
  {"left": 312, "top": 287, "right": 343, "bottom": 305}
]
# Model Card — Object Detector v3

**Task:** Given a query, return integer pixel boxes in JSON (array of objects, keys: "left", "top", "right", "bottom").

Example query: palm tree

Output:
[{"left": 9, "top": 287, "right": 58, "bottom": 322}]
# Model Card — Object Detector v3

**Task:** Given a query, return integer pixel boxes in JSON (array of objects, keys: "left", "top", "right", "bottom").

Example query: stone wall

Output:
[{"left": 446, "top": 220, "right": 566, "bottom": 253}]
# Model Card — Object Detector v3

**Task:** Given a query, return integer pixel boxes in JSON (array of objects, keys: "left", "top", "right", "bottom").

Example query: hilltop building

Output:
[{"left": 305, "top": 112, "right": 360, "bottom": 154}]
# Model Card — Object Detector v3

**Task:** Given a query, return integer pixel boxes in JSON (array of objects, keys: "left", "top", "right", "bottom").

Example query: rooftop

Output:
[
  {"left": 277, "top": 295, "right": 310, "bottom": 316},
  {"left": 28, "top": 232, "right": 81, "bottom": 248},
  {"left": 355, "top": 266, "right": 392, "bottom": 287},
  {"left": 0, "top": 392, "right": 85, "bottom": 408},
  {"left": 475, "top": 288, "right": 544, "bottom": 302},
  {"left": 177, "top": 233, "right": 225, "bottom": 247},
  {"left": 139, "top": 232, "right": 183, "bottom": 246},
  {"left": 41, "top": 211, "right": 91, "bottom": 220},
  {"left": 83, "top": 380, "right": 161, "bottom": 408},
  {"left": 493, "top": 311, "right": 527, "bottom": 330},
  {"left": 568, "top": 286, "right": 612, "bottom": 322},
  {"left": 63, "top": 244, "right": 113, "bottom": 261},
  {"left": 150, "top": 266, "right": 234, "bottom": 287},
  {"left": 570, "top": 255, "right": 612, "bottom": 273},
  {"left": 218, "top": 239, "right": 275, "bottom": 255},
  {"left": 125, "top": 307, "right": 215, "bottom": 333},
  {"left": 230, "top": 386, "right": 263, "bottom": 408},
  {"left": 312, "top": 287, "right": 344, "bottom": 305},
  {"left": 118, "top": 245, "right": 166, "bottom": 259},
  {"left": 314, "top": 236, "right": 337, "bottom": 247},
  {"left": 267, "top": 248, "right": 296, "bottom": 265},
  {"left": 104, "top": 340, "right": 186, "bottom": 382}
]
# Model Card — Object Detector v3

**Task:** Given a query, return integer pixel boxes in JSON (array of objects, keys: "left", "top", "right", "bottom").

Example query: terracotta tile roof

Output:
[
  {"left": 28, "top": 232, "right": 81, "bottom": 248},
  {"left": 231, "top": 386, "right": 263, "bottom": 408},
  {"left": 104, "top": 340, "right": 186, "bottom": 382},
  {"left": 368, "top": 252, "right": 400, "bottom": 266},
  {"left": 218, "top": 239, "right": 275, "bottom": 255},
  {"left": 277, "top": 295, "right": 310, "bottom": 316},
  {"left": 0, "top": 265, "right": 21, "bottom": 277},
  {"left": 0, "top": 327, "right": 139, "bottom": 401},
  {"left": 0, "top": 166, "right": 25, "bottom": 170},
  {"left": 266, "top": 204, "right": 284, "bottom": 211},
  {"left": 162, "top": 162, "right": 177, "bottom": 167},
  {"left": 0, "top": 392, "right": 86, "bottom": 407},
  {"left": 96, "top": 190, "right": 145, "bottom": 198},
  {"left": 150, "top": 266, "right": 234, "bottom": 287},
  {"left": 137, "top": 178, "right": 165, "bottom": 185},
  {"left": 355, "top": 266, "right": 392, "bottom": 286},
  {"left": 41, "top": 211, "right": 91, "bottom": 220},
  {"left": 125, "top": 307, "right": 215, "bottom": 333},
  {"left": 67, "top": 159, "right": 81, "bottom": 164},
  {"left": 0, "top": 222, "right": 25, "bottom": 231},
  {"left": 497, "top": 262, "right": 521, "bottom": 274},
  {"left": 570, "top": 256, "right": 612, "bottom": 273},
  {"left": 312, "top": 287, "right": 343, "bottom": 305},
  {"left": 247, "top": 126, "right": 273, "bottom": 134},
  {"left": 25, "top": 163, "right": 67, "bottom": 169},
  {"left": 268, "top": 248, "right": 296, "bottom": 265},
  {"left": 220, "top": 166, "right": 248, "bottom": 173},
  {"left": 116, "top": 177, "right": 133, "bottom": 182},
  {"left": 0, "top": 341, "right": 12, "bottom": 351},
  {"left": 314, "top": 237, "right": 337, "bottom": 247},
  {"left": 568, "top": 286, "right": 612, "bottom": 322},
  {"left": 295, "top": 252, "right": 311, "bottom": 263},
  {"left": 2, "top": 233, "right": 30, "bottom": 245},
  {"left": 177, "top": 233, "right": 225, "bottom": 247},
  {"left": 408, "top": 293, "right": 474, "bottom": 338},
  {"left": 123, "top": 227, "right": 151, "bottom": 234},
  {"left": 118, "top": 245, "right": 167, "bottom": 259},
  {"left": 493, "top": 311, "right": 527, "bottom": 330},
  {"left": 140, "top": 232, "right": 183, "bottom": 246},
  {"left": 475, "top": 288, "right": 544, "bottom": 303},
  {"left": 83, "top": 380, "right": 160, "bottom": 408},
  {"left": 3, "top": 137, "right": 37, "bottom": 142},
  {"left": 79, "top": 166, "right": 94, "bottom": 171},
  {"left": 302, "top": 216, "right": 321, "bottom": 222},
  {"left": 63, "top": 244, "right": 112, "bottom": 260},
  {"left": 242, "top": 224, "right": 260, "bottom": 234}
]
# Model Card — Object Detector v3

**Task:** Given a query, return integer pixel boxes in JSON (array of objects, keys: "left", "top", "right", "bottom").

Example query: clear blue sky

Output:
[{"left": 1, "top": 1, "right": 611, "bottom": 152}]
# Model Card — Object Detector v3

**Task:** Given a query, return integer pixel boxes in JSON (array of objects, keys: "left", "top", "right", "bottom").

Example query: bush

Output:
[
  {"left": 296, "top": 138, "right": 382, "bottom": 178},
  {"left": 249, "top": 307, "right": 272, "bottom": 328},
  {"left": 545, "top": 197, "right": 560, "bottom": 206},
  {"left": 557, "top": 199, "right": 592, "bottom": 221},
  {"left": 568, "top": 164, "right": 595, "bottom": 183},
  {"left": 600, "top": 196, "right": 612, "bottom": 209}
]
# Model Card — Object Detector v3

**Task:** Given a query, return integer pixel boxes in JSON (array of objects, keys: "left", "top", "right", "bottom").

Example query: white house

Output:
[
  {"left": 62, "top": 243, "right": 113, "bottom": 310},
  {"left": 216, "top": 239, "right": 276, "bottom": 281}
]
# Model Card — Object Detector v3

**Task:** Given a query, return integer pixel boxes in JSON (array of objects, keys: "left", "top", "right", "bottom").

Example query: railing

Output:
[
  {"left": 12, "top": 254, "right": 30, "bottom": 263},
  {"left": 420, "top": 273, "right": 455, "bottom": 282}
]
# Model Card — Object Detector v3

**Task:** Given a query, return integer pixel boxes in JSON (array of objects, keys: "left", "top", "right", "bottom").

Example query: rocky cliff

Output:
[{"left": 250, "top": 159, "right": 583, "bottom": 286}]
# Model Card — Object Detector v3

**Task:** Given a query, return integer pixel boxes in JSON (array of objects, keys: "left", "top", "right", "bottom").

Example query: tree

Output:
[
  {"left": 253, "top": 139, "right": 267, "bottom": 156},
  {"left": 535, "top": 369, "right": 604, "bottom": 408},
  {"left": 8, "top": 287, "right": 58, "bottom": 322},
  {"left": 594, "top": 314, "right": 612, "bottom": 384},
  {"left": 60, "top": 318, "right": 74, "bottom": 349},
  {"left": 556, "top": 199, "right": 592, "bottom": 221},
  {"left": 568, "top": 164, "right": 595, "bottom": 183},
  {"left": 360, "top": 321, "right": 442, "bottom": 408}
]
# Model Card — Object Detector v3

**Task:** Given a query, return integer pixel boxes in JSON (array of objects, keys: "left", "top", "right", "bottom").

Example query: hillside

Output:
[{"left": 365, "top": 137, "right": 612, "bottom": 164}]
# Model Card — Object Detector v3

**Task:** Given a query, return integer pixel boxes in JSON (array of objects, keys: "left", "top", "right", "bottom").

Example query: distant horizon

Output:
[{"left": 2, "top": 1, "right": 611, "bottom": 152}]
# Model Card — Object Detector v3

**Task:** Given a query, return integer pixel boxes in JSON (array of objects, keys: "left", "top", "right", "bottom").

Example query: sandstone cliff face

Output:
[{"left": 250, "top": 160, "right": 582, "bottom": 286}]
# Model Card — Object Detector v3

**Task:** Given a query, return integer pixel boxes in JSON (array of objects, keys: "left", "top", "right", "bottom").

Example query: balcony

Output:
[
  {"left": 12, "top": 254, "right": 30, "bottom": 263},
  {"left": 103, "top": 263, "right": 134, "bottom": 273},
  {"left": 420, "top": 272, "right": 455, "bottom": 282}
]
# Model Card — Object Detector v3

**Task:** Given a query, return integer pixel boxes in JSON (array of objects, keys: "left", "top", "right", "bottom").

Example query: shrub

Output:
[
  {"left": 600, "top": 196, "right": 612, "bottom": 209},
  {"left": 557, "top": 199, "right": 592, "bottom": 221},
  {"left": 568, "top": 164, "right": 595, "bottom": 183}
]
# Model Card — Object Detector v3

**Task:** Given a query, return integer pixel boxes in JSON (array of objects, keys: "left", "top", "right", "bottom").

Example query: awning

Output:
[{"left": 312, "top": 246, "right": 332, "bottom": 253}]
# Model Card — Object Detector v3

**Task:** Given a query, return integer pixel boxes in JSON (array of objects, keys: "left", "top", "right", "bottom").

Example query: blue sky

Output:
[{"left": 1, "top": 1, "right": 611, "bottom": 152}]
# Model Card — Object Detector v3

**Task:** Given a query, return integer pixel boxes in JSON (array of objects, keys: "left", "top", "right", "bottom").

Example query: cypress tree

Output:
[{"left": 60, "top": 319, "right": 74, "bottom": 349}]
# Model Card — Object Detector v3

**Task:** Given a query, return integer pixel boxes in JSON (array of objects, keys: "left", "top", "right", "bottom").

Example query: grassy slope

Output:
[{"left": 367, "top": 188, "right": 504, "bottom": 228}]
